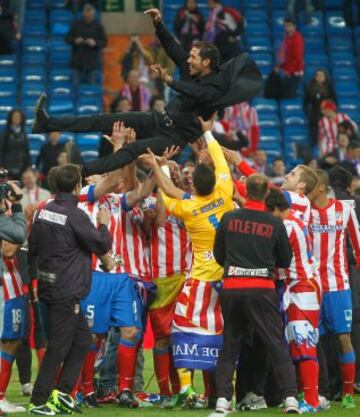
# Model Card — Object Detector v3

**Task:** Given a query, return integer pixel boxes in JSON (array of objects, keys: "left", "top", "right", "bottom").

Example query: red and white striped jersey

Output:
[
  {"left": 2, "top": 258, "right": 23, "bottom": 300},
  {"left": 284, "top": 190, "right": 311, "bottom": 226},
  {"left": 223, "top": 102, "right": 260, "bottom": 153},
  {"left": 277, "top": 213, "right": 318, "bottom": 283},
  {"left": 309, "top": 198, "right": 360, "bottom": 292},
  {"left": 318, "top": 113, "right": 356, "bottom": 157},
  {"left": 149, "top": 214, "right": 192, "bottom": 279},
  {"left": 78, "top": 186, "right": 150, "bottom": 280}
]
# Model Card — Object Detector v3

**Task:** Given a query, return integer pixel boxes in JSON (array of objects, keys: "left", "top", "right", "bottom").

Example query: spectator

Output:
[
  {"left": 174, "top": 0, "right": 205, "bottom": 52},
  {"left": 304, "top": 157, "right": 318, "bottom": 170},
  {"left": 351, "top": 176, "right": 360, "bottom": 196},
  {"left": 36, "top": 132, "right": 63, "bottom": 180},
  {"left": 222, "top": 102, "right": 260, "bottom": 156},
  {"left": 264, "top": 18, "right": 304, "bottom": 100},
  {"left": 65, "top": 0, "right": 100, "bottom": 14},
  {"left": 119, "top": 70, "right": 152, "bottom": 112},
  {"left": 119, "top": 34, "right": 153, "bottom": 84},
  {"left": 65, "top": 3, "right": 107, "bottom": 85},
  {"left": 267, "top": 157, "right": 286, "bottom": 185},
  {"left": 148, "top": 38, "right": 175, "bottom": 96},
  {"left": 110, "top": 96, "right": 131, "bottom": 113},
  {"left": 318, "top": 100, "right": 357, "bottom": 157},
  {"left": 0, "top": 0, "right": 19, "bottom": 54},
  {"left": 319, "top": 131, "right": 349, "bottom": 170},
  {"left": 150, "top": 95, "right": 166, "bottom": 113},
  {"left": 205, "top": 0, "right": 243, "bottom": 63},
  {"left": 303, "top": 69, "right": 337, "bottom": 146},
  {"left": 287, "top": 0, "right": 314, "bottom": 24},
  {"left": 339, "top": 120, "right": 359, "bottom": 142},
  {"left": 21, "top": 168, "right": 51, "bottom": 210},
  {"left": 252, "top": 150, "right": 269, "bottom": 175},
  {"left": 0, "top": 109, "right": 30, "bottom": 180},
  {"left": 340, "top": 141, "right": 360, "bottom": 177}
]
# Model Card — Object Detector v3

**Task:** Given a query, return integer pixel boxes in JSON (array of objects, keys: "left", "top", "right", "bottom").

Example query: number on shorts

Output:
[
  {"left": 12, "top": 309, "right": 22, "bottom": 325},
  {"left": 86, "top": 305, "right": 95, "bottom": 320},
  {"left": 208, "top": 214, "right": 220, "bottom": 230}
]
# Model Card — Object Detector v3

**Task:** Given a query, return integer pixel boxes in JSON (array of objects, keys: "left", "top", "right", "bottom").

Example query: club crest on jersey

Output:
[{"left": 335, "top": 211, "right": 343, "bottom": 223}]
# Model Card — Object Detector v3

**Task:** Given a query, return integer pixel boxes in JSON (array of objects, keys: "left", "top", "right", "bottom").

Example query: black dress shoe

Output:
[{"left": 32, "top": 93, "right": 49, "bottom": 133}]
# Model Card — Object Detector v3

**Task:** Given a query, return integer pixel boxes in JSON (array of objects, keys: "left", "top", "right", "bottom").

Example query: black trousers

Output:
[
  {"left": 216, "top": 289, "right": 297, "bottom": 401},
  {"left": 31, "top": 300, "right": 91, "bottom": 405},
  {"left": 45, "top": 110, "right": 187, "bottom": 176}
]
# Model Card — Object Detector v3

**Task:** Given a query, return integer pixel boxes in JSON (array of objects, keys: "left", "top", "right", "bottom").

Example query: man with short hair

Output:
[
  {"left": 32, "top": 7, "right": 261, "bottom": 176},
  {"left": 138, "top": 114, "right": 234, "bottom": 408},
  {"left": 340, "top": 141, "right": 360, "bottom": 177},
  {"left": 212, "top": 174, "right": 300, "bottom": 415},
  {"left": 28, "top": 164, "right": 112, "bottom": 416},
  {"left": 21, "top": 168, "right": 50, "bottom": 210},
  {"left": 309, "top": 169, "right": 360, "bottom": 409}
]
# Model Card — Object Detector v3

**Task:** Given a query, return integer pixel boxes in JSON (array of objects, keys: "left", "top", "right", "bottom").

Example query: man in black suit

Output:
[{"left": 32, "top": 8, "right": 261, "bottom": 176}]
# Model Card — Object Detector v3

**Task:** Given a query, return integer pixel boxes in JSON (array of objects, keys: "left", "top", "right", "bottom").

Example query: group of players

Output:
[{"left": 1, "top": 112, "right": 360, "bottom": 416}]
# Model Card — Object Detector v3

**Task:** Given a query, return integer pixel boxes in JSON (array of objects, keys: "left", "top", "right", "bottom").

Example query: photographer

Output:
[
  {"left": 119, "top": 33, "right": 153, "bottom": 84},
  {"left": 0, "top": 180, "right": 26, "bottom": 245}
]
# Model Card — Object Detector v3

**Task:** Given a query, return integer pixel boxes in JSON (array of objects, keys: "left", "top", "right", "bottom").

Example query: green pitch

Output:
[{"left": 6, "top": 350, "right": 360, "bottom": 416}]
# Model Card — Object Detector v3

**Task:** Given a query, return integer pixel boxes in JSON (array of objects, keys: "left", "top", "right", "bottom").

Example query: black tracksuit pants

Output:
[
  {"left": 216, "top": 288, "right": 297, "bottom": 401},
  {"left": 44, "top": 110, "right": 187, "bottom": 176},
  {"left": 31, "top": 300, "right": 91, "bottom": 405}
]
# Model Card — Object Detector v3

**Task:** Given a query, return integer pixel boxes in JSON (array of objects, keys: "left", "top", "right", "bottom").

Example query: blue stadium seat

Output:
[
  {"left": 30, "top": 150, "right": 40, "bottom": 164},
  {"left": 50, "top": 69, "right": 72, "bottom": 83},
  {"left": 22, "top": 51, "right": 47, "bottom": 66},
  {"left": 283, "top": 125, "right": 308, "bottom": 137},
  {"left": 283, "top": 116, "right": 306, "bottom": 126},
  {"left": 76, "top": 134, "right": 100, "bottom": 152},
  {"left": 23, "top": 24, "right": 46, "bottom": 37},
  {"left": 250, "top": 52, "right": 274, "bottom": 66},
  {"left": 23, "top": 36, "right": 47, "bottom": 50},
  {"left": 259, "top": 126, "right": 282, "bottom": 141},
  {"left": 49, "top": 47, "right": 71, "bottom": 66},
  {"left": 48, "top": 101, "right": 74, "bottom": 115},
  {"left": 22, "top": 82, "right": 44, "bottom": 97},
  {"left": 258, "top": 113, "right": 280, "bottom": 127},
  {"left": 338, "top": 97, "right": 360, "bottom": 111},
  {"left": 27, "top": 0, "right": 46, "bottom": 8},
  {"left": 76, "top": 105, "right": 101, "bottom": 116},
  {"left": 244, "top": 0, "right": 267, "bottom": 9},
  {"left": 59, "top": 133, "right": 75, "bottom": 143},
  {"left": 280, "top": 99, "right": 303, "bottom": 112},
  {"left": 271, "top": 10, "right": 286, "bottom": 33},
  {"left": 0, "top": 96, "right": 17, "bottom": 111},
  {"left": 0, "top": 55, "right": 17, "bottom": 68},
  {"left": 77, "top": 95, "right": 102, "bottom": 107},
  {"left": 81, "top": 150, "right": 99, "bottom": 163},
  {"left": 332, "top": 67, "right": 358, "bottom": 80},
  {"left": 0, "top": 70, "right": 16, "bottom": 85},
  {"left": 253, "top": 98, "right": 278, "bottom": 112},
  {"left": 22, "top": 67, "right": 46, "bottom": 83},
  {"left": 28, "top": 134, "right": 46, "bottom": 151},
  {"left": 247, "top": 37, "right": 272, "bottom": 52},
  {"left": 78, "top": 85, "right": 102, "bottom": 97},
  {"left": 246, "top": 23, "right": 271, "bottom": 37},
  {"left": 26, "top": 9, "right": 46, "bottom": 22},
  {"left": 50, "top": 10, "right": 74, "bottom": 21},
  {"left": 335, "top": 80, "right": 360, "bottom": 98},
  {"left": 51, "top": 21, "right": 71, "bottom": 36},
  {"left": 245, "top": 10, "right": 267, "bottom": 23}
]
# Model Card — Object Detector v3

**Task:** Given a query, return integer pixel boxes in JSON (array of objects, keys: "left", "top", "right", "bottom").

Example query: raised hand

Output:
[
  {"left": 124, "top": 127, "right": 136, "bottom": 144},
  {"left": 144, "top": 8, "right": 162, "bottom": 24},
  {"left": 150, "top": 64, "right": 172, "bottom": 84},
  {"left": 198, "top": 113, "right": 217, "bottom": 133},
  {"left": 103, "top": 121, "right": 125, "bottom": 152},
  {"left": 221, "top": 147, "right": 242, "bottom": 166}
]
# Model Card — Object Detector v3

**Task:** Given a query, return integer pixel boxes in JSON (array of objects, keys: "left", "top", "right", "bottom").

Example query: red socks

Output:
[
  {"left": 117, "top": 339, "right": 138, "bottom": 392},
  {"left": 341, "top": 363, "right": 355, "bottom": 395},
  {"left": 0, "top": 352, "right": 14, "bottom": 400},
  {"left": 298, "top": 360, "right": 319, "bottom": 408},
  {"left": 340, "top": 352, "right": 356, "bottom": 396},
  {"left": 153, "top": 347, "right": 171, "bottom": 397},
  {"left": 37, "top": 348, "right": 46, "bottom": 368},
  {"left": 82, "top": 345, "right": 97, "bottom": 396}
]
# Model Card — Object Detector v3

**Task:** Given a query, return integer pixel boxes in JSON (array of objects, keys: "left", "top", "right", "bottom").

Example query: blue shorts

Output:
[
  {"left": 320, "top": 289, "right": 353, "bottom": 335},
  {"left": 0, "top": 292, "right": 25, "bottom": 340},
  {"left": 81, "top": 272, "right": 142, "bottom": 334}
]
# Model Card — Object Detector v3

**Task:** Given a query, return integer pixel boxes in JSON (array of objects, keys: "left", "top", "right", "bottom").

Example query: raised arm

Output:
[{"left": 145, "top": 8, "right": 188, "bottom": 69}]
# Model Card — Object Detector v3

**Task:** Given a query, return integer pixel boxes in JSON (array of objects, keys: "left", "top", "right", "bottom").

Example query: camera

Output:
[{"left": 0, "top": 169, "right": 21, "bottom": 201}]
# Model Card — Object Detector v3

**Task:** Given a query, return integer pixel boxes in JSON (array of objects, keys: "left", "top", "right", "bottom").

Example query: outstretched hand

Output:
[
  {"left": 138, "top": 146, "right": 180, "bottom": 168},
  {"left": 144, "top": 8, "right": 162, "bottom": 24},
  {"left": 151, "top": 64, "right": 173, "bottom": 84},
  {"left": 103, "top": 121, "right": 125, "bottom": 152},
  {"left": 198, "top": 113, "right": 217, "bottom": 133},
  {"left": 221, "top": 147, "right": 243, "bottom": 166}
]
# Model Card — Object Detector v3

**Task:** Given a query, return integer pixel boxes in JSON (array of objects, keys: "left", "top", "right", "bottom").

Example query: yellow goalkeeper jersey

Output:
[{"left": 161, "top": 134, "right": 234, "bottom": 282}]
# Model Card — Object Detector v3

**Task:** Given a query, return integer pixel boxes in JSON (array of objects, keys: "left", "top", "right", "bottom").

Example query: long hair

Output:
[{"left": 5, "top": 109, "right": 26, "bottom": 132}]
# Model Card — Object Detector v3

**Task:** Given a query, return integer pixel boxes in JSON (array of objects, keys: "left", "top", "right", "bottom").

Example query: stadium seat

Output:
[
  {"left": 77, "top": 105, "right": 101, "bottom": 116},
  {"left": 81, "top": 150, "right": 99, "bottom": 163},
  {"left": 28, "top": 133, "right": 46, "bottom": 151},
  {"left": 77, "top": 134, "right": 100, "bottom": 152}
]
